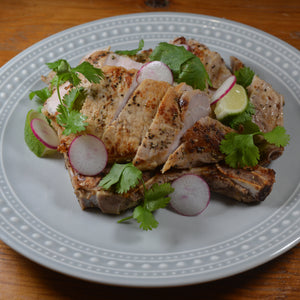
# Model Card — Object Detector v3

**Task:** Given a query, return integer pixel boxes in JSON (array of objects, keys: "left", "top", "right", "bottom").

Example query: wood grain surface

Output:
[{"left": 0, "top": 0, "right": 299, "bottom": 299}]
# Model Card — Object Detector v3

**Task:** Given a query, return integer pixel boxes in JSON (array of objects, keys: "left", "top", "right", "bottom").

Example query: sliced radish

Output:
[
  {"left": 210, "top": 75, "right": 237, "bottom": 105},
  {"left": 30, "top": 118, "right": 59, "bottom": 149},
  {"left": 136, "top": 61, "right": 173, "bottom": 84},
  {"left": 170, "top": 174, "right": 210, "bottom": 216},
  {"left": 68, "top": 134, "right": 107, "bottom": 176}
]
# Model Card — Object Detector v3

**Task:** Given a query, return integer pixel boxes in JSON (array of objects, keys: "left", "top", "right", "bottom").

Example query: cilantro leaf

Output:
[
  {"left": 115, "top": 39, "right": 144, "bottom": 56},
  {"left": 46, "top": 59, "right": 72, "bottom": 74},
  {"left": 262, "top": 126, "right": 290, "bottom": 147},
  {"left": 178, "top": 56, "right": 210, "bottom": 91},
  {"left": 116, "top": 163, "right": 143, "bottom": 194},
  {"left": 99, "top": 163, "right": 142, "bottom": 193},
  {"left": 220, "top": 121, "right": 290, "bottom": 168},
  {"left": 72, "top": 61, "right": 104, "bottom": 83},
  {"left": 102, "top": 162, "right": 174, "bottom": 231},
  {"left": 56, "top": 107, "right": 88, "bottom": 135},
  {"left": 62, "top": 87, "right": 86, "bottom": 111},
  {"left": 45, "top": 59, "right": 103, "bottom": 136},
  {"left": 29, "top": 87, "right": 52, "bottom": 103},
  {"left": 220, "top": 132, "right": 260, "bottom": 168},
  {"left": 234, "top": 67, "right": 255, "bottom": 89},
  {"left": 99, "top": 163, "right": 127, "bottom": 190},
  {"left": 144, "top": 183, "right": 173, "bottom": 212},
  {"left": 224, "top": 102, "right": 256, "bottom": 129},
  {"left": 149, "top": 42, "right": 211, "bottom": 90},
  {"left": 132, "top": 206, "right": 158, "bottom": 231},
  {"left": 118, "top": 181, "right": 174, "bottom": 231}
]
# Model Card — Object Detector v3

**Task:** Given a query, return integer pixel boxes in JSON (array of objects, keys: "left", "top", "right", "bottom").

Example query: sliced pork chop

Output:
[
  {"left": 133, "top": 83, "right": 211, "bottom": 170},
  {"left": 162, "top": 117, "right": 234, "bottom": 173},
  {"left": 102, "top": 79, "right": 171, "bottom": 163},
  {"left": 80, "top": 65, "right": 138, "bottom": 139},
  {"left": 172, "top": 37, "right": 232, "bottom": 89}
]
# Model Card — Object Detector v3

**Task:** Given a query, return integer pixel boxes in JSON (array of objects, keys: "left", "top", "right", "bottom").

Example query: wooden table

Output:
[{"left": 0, "top": 0, "right": 299, "bottom": 298}]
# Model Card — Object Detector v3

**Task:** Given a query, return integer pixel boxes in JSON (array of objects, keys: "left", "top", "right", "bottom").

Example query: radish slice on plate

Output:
[
  {"left": 170, "top": 174, "right": 210, "bottom": 216},
  {"left": 68, "top": 134, "right": 107, "bottom": 176},
  {"left": 136, "top": 61, "right": 173, "bottom": 84},
  {"left": 30, "top": 118, "right": 59, "bottom": 149},
  {"left": 210, "top": 75, "right": 237, "bottom": 105}
]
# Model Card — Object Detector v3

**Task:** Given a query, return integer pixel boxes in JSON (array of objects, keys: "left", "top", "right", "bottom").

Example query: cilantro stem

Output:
[{"left": 117, "top": 215, "right": 133, "bottom": 223}]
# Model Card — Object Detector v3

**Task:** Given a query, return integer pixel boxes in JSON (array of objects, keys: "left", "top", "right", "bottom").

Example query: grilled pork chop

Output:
[{"left": 41, "top": 37, "right": 282, "bottom": 215}]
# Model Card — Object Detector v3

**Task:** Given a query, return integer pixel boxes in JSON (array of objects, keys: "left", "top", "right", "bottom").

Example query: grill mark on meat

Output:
[
  {"left": 162, "top": 117, "right": 234, "bottom": 172},
  {"left": 68, "top": 159, "right": 275, "bottom": 214}
]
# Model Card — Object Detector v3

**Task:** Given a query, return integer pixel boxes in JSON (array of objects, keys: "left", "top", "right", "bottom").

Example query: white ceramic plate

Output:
[{"left": 0, "top": 13, "right": 299, "bottom": 287}]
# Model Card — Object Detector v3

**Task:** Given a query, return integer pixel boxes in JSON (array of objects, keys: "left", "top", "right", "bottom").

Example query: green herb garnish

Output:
[
  {"left": 46, "top": 59, "right": 103, "bottom": 135},
  {"left": 222, "top": 101, "right": 256, "bottom": 129},
  {"left": 115, "top": 39, "right": 145, "bottom": 56},
  {"left": 99, "top": 162, "right": 143, "bottom": 194},
  {"left": 29, "top": 87, "right": 52, "bottom": 104},
  {"left": 220, "top": 121, "right": 290, "bottom": 168},
  {"left": 99, "top": 162, "right": 174, "bottom": 230},
  {"left": 149, "top": 42, "right": 211, "bottom": 90},
  {"left": 234, "top": 67, "right": 255, "bottom": 89}
]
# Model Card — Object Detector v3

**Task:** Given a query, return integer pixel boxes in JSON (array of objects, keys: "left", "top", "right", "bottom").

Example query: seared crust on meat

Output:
[
  {"left": 162, "top": 117, "right": 234, "bottom": 172},
  {"left": 41, "top": 37, "right": 284, "bottom": 214}
]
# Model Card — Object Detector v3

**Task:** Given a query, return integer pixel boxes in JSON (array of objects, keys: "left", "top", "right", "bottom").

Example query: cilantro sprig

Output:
[
  {"left": 29, "top": 87, "right": 52, "bottom": 104},
  {"left": 220, "top": 121, "right": 290, "bottom": 168},
  {"left": 235, "top": 67, "right": 255, "bottom": 89},
  {"left": 46, "top": 59, "right": 103, "bottom": 135},
  {"left": 99, "top": 163, "right": 174, "bottom": 231},
  {"left": 99, "top": 163, "right": 143, "bottom": 194},
  {"left": 115, "top": 39, "right": 145, "bottom": 56},
  {"left": 149, "top": 42, "right": 211, "bottom": 90}
]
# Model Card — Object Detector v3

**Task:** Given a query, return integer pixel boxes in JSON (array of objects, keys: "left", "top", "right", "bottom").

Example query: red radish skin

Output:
[
  {"left": 30, "top": 118, "right": 59, "bottom": 149},
  {"left": 210, "top": 75, "right": 237, "bottom": 105},
  {"left": 68, "top": 134, "right": 108, "bottom": 176},
  {"left": 170, "top": 174, "right": 210, "bottom": 216},
  {"left": 136, "top": 61, "right": 173, "bottom": 84}
]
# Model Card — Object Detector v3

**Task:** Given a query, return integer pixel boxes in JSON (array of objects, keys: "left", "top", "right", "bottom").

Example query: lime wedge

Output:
[
  {"left": 24, "top": 109, "right": 57, "bottom": 157},
  {"left": 214, "top": 84, "right": 248, "bottom": 120}
]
